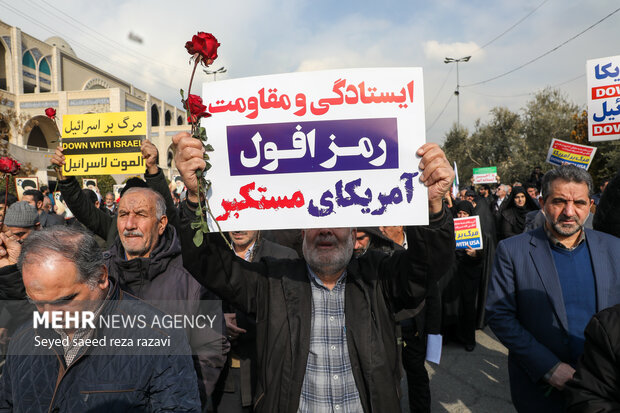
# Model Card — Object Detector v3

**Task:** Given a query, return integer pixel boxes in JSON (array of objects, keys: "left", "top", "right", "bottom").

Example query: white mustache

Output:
[{"left": 123, "top": 230, "right": 143, "bottom": 237}]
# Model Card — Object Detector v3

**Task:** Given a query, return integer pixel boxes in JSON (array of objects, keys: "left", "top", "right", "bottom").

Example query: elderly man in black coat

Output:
[{"left": 172, "top": 132, "right": 455, "bottom": 413}]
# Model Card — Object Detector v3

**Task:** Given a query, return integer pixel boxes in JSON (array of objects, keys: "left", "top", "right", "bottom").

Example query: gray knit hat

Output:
[{"left": 4, "top": 201, "right": 39, "bottom": 227}]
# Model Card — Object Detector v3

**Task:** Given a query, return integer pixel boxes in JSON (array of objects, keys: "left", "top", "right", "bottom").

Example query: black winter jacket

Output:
[
  {"left": 216, "top": 237, "right": 298, "bottom": 408},
  {"left": 0, "top": 281, "right": 201, "bottom": 412},
  {"left": 178, "top": 203, "right": 454, "bottom": 413},
  {"left": 566, "top": 303, "right": 620, "bottom": 412},
  {"left": 106, "top": 225, "right": 229, "bottom": 399}
]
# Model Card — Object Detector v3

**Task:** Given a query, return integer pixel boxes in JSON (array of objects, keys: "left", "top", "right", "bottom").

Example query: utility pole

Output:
[{"left": 444, "top": 56, "right": 471, "bottom": 128}]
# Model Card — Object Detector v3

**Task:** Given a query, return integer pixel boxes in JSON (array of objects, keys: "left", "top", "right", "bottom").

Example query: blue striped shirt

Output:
[{"left": 297, "top": 267, "right": 363, "bottom": 413}]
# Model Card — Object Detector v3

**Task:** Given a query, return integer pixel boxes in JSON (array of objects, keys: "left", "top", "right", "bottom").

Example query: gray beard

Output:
[
  {"left": 546, "top": 214, "right": 584, "bottom": 237},
  {"left": 303, "top": 234, "right": 354, "bottom": 277}
]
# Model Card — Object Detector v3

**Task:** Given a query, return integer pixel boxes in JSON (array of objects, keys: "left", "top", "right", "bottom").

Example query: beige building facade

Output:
[{"left": 0, "top": 19, "right": 185, "bottom": 183}]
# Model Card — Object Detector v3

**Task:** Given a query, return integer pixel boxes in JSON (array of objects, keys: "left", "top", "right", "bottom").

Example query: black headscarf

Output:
[
  {"left": 504, "top": 186, "right": 539, "bottom": 229},
  {"left": 456, "top": 200, "right": 475, "bottom": 216}
]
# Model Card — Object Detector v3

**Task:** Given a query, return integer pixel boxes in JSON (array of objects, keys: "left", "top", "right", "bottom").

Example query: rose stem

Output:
[
  {"left": 185, "top": 57, "right": 209, "bottom": 219},
  {"left": 187, "top": 59, "right": 200, "bottom": 136}
]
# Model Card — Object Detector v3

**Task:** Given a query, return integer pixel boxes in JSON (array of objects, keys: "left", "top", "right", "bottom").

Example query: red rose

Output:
[
  {"left": 185, "top": 32, "right": 220, "bottom": 65},
  {"left": 185, "top": 94, "right": 211, "bottom": 123},
  {"left": 0, "top": 157, "right": 20, "bottom": 175},
  {"left": 45, "top": 107, "right": 56, "bottom": 119}
]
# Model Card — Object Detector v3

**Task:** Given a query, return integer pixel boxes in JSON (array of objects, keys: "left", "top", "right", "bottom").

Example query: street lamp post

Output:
[
  {"left": 444, "top": 56, "right": 471, "bottom": 128},
  {"left": 204, "top": 66, "right": 227, "bottom": 81}
]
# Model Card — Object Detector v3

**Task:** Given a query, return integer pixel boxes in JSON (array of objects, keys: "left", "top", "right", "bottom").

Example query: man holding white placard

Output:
[{"left": 173, "top": 131, "right": 454, "bottom": 413}]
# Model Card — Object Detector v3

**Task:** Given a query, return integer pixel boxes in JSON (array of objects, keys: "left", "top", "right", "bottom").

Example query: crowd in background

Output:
[{"left": 0, "top": 137, "right": 619, "bottom": 412}]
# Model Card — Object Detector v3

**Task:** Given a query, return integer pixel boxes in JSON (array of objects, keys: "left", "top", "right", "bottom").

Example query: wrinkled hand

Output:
[
  {"left": 172, "top": 132, "right": 205, "bottom": 202},
  {"left": 417, "top": 143, "right": 454, "bottom": 214},
  {"left": 141, "top": 139, "right": 159, "bottom": 175},
  {"left": 51, "top": 145, "right": 66, "bottom": 180},
  {"left": 0, "top": 226, "right": 22, "bottom": 268},
  {"left": 465, "top": 246, "right": 477, "bottom": 257},
  {"left": 224, "top": 313, "right": 247, "bottom": 341},
  {"left": 548, "top": 362, "right": 575, "bottom": 390}
]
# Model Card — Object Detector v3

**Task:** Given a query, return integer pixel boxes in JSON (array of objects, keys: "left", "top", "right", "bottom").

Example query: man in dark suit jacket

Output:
[{"left": 486, "top": 165, "right": 620, "bottom": 413}]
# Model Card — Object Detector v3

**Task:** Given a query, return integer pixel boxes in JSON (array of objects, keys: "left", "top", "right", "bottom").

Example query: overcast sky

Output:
[{"left": 2, "top": 0, "right": 619, "bottom": 144}]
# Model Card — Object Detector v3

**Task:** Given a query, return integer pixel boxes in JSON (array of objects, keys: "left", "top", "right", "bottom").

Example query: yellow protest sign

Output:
[{"left": 61, "top": 112, "right": 146, "bottom": 175}]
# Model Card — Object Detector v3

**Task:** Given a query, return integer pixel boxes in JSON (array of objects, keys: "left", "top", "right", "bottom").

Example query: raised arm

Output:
[
  {"left": 141, "top": 139, "right": 181, "bottom": 230},
  {"left": 383, "top": 144, "right": 455, "bottom": 311},
  {"left": 173, "top": 132, "right": 267, "bottom": 316},
  {"left": 52, "top": 146, "right": 113, "bottom": 239}
]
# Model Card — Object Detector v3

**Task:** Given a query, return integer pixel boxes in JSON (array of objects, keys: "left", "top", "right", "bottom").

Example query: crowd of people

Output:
[{"left": 0, "top": 132, "right": 618, "bottom": 412}]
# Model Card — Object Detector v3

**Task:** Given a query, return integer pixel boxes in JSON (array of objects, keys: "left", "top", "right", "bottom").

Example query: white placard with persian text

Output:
[{"left": 200, "top": 68, "right": 428, "bottom": 231}]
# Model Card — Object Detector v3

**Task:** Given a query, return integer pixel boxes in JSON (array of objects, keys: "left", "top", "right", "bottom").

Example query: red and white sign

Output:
[{"left": 587, "top": 55, "right": 620, "bottom": 142}]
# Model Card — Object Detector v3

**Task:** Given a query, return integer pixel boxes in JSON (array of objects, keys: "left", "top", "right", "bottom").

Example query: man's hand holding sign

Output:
[{"left": 417, "top": 142, "right": 454, "bottom": 214}]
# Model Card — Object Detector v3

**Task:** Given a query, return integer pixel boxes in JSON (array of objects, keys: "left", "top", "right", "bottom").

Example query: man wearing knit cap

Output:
[
  {"left": 0, "top": 201, "right": 39, "bottom": 350},
  {"left": 3, "top": 201, "right": 39, "bottom": 242}
]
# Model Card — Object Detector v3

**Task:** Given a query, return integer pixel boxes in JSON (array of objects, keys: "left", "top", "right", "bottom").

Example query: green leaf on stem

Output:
[
  {"left": 195, "top": 207, "right": 203, "bottom": 216},
  {"left": 180, "top": 89, "right": 185, "bottom": 99},
  {"left": 201, "top": 220, "right": 209, "bottom": 233},
  {"left": 205, "top": 162, "right": 212, "bottom": 172},
  {"left": 190, "top": 221, "right": 202, "bottom": 229},
  {"left": 205, "top": 144, "right": 214, "bottom": 152},
  {"left": 203, "top": 153, "right": 210, "bottom": 161},
  {"left": 196, "top": 170, "right": 203, "bottom": 178},
  {"left": 193, "top": 229, "right": 204, "bottom": 247}
]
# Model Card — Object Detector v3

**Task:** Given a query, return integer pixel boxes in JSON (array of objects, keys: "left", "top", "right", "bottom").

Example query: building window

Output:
[
  {"left": 26, "top": 125, "right": 48, "bottom": 148},
  {"left": 151, "top": 104, "right": 159, "bottom": 126},
  {"left": 23, "top": 81, "right": 35, "bottom": 94},
  {"left": 39, "top": 58, "right": 51, "bottom": 75},
  {"left": 165, "top": 110, "right": 171, "bottom": 126},
  {"left": 0, "top": 120, "right": 9, "bottom": 141},
  {"left": 177, "top": 115, "right": 183, "bottom": 125},
  {"left": 0, "top": 41, "right": 7, "bottom": 91},
  {"left": 167, "top": 148, "right": 174, "bottom": 168},
  {"left": 22, "top": 51, "right": 36, "bottom": 70}
]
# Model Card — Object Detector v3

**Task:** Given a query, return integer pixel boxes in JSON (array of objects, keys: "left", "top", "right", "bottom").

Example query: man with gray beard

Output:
[
  {"left": 172, "top": 132, "right": 455, "bottom": 413},
  {"left": 486, "top": 165, "right": 620, "bottom": 413}
]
